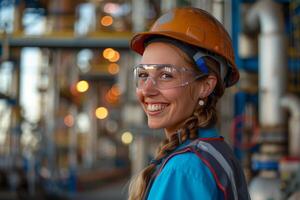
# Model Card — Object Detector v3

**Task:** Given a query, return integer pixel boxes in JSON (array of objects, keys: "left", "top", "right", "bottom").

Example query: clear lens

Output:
[{"left": 134, "top": 64, "right": 204, "bottom": 89}]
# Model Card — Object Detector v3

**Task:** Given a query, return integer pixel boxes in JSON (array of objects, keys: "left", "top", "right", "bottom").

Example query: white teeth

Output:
[{"left": 147, "top": 104, "right": 167, "bottom": 112}]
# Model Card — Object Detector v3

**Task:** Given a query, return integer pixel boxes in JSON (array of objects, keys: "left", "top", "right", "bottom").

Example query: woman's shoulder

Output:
[
  {"left": 149, "top": 149, "right": 221, "bottom": 199},
  {"left": 160, "top": 151, "right": 212, "bottom": 178},
  {"left": 151, "top": 151, "right": 219, "bottom": 196}
]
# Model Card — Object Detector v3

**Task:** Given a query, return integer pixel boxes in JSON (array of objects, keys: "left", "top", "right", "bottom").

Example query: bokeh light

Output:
[
  {"left": 108, "top": 63, "right": 119, "bottom": 74},
  {"left": 95, "top": 107, "right": 108, "bottom": 119},
  {"left": 105, "top": 85, "right": 121, "bottom": 105},
  {"left": 121, "top": 131, "right": 133, "bottom": 145},
  {"left": 103, "top": 48, "right": 115, "bottom": 60},
  {"left": 101, "top": 15, "right": 113, "bottom": 26},
  {"left": 64, "top": 114, "right": 74, "bottom": 127},
  {"left": 104, "top": 3, "right": 119, "bottom": 14},
  {"left": 76, "top": 80, "right": 89, "bottom": 93},
  {"left": 105, "top": 91, "right": 118, "bottom": 105},
  {"left": 111, "top": 84, "right": 121, "bottom": 96},
  {"left": 108, "top": 50, "right": 120, "bottom": 62}
]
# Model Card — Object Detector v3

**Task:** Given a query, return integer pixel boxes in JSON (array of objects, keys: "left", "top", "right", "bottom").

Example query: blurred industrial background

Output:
[{"left": 0, "top": 0, "right": 299, "bottom": 199}]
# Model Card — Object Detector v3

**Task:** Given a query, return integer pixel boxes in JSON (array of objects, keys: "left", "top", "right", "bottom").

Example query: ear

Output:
[{"left": 197, "top": 75, "right": 217, "bottom": 98}]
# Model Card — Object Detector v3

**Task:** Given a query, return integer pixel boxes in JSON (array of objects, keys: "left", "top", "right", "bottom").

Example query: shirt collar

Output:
[
  {"left": 175, "top": 128, "right": 219, "bottom": 150},
  {"left": 197, "top": 128, "right": 219, "bottom": 138}
]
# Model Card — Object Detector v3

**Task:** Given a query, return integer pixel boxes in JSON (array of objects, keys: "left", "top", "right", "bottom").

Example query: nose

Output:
[{"left": 141, "top": 77, "right": 158, "bottom": 95}]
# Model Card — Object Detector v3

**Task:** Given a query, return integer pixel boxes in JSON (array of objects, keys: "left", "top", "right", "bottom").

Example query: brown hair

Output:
[{"left": 128, "top": 43, "right": 225, "bottom": 200}]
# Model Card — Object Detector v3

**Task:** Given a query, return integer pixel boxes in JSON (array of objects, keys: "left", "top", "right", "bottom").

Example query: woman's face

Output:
[{"left": 136, "top": 42, "right": 202, "bottom": 136}]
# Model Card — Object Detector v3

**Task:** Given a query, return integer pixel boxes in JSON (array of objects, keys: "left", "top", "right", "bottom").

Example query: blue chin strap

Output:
[
  {"left": 193, "top": 52, "right": 209, "bottom": 74},
  {"left": 192, "top": 50, "right": 228, "bottom": 86}
]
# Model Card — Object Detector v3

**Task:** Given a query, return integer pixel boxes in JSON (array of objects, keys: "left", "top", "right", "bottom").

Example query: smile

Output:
[{"left": 146, "top": 103, "right": 169, "bottom": 112}]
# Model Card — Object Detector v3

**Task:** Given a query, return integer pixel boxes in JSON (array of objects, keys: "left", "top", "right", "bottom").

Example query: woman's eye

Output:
[
  {"left": 138, "top": 72, "right": 148, "bottom": 78},
  {"left": 161, "top": 73, "right": 173, "bottom": 80}
]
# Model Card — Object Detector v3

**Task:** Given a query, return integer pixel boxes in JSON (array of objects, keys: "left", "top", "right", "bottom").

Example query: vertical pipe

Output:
[
  {"left": 191, "top": 0, "right": 212, "bottom": 12},
  {"left": 160, "top": 0, "right": 177, "bottom": 13},
  {"left": 130, "top": 135, "right": 147, "bottom": 176},
  {"left": 46, "top": 50, "right": 60, "bottom": 181},
  {"left": 212, "top": 0, "right": 225, "bottom": 24},
  {"left": 9, "top": 49, "right": 22, "bottom": 171},
  {"left": 68, "top": 104, "right": 77, "bottom": 192},
  {"left": 132, "top": 0, "right": 148, "bottom": 32},
  {"left": 46, "top": 0, "right": 81, "bottom": 179},
  {"left": 47, "top": 0, "right": 76, "bottom": 31},
  {"left": 245, "top": 1, "right": 287, "bottom": 199},
  {"left": 259, "top": 34, "right": 287, "bottom": 128},
  {"left": 130, "top": 0, "right": 149, "bottom": 174},
  {"left": 245, "top": 0, "right": 287, "bottom": 128},
  {"left": 84, "top": 86, "right": 98, "bottom": 168},
  {"left": 13, "top": 1, "right": 25, "bottom": 33}
]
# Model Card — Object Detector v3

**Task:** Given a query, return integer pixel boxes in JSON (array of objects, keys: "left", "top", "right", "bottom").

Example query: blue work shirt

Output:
[{"left": 147, "top": 128, "right": 224, "bottom": 200}]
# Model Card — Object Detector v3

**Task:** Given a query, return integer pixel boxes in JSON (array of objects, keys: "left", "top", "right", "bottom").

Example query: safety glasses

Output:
[{"left": 133, "top": 64, "right": 207, "bottom": 90}]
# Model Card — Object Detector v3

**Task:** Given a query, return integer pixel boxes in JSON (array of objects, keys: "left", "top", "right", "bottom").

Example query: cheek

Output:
[
  {"left": 136, "top": 89, "right": 143, "bottom": 103},
  {"left": 173, "top": 87, "right": 198, "bottom": 110},
  {"left": 168, "top": 88, "right": 192, "bottom": 106}
]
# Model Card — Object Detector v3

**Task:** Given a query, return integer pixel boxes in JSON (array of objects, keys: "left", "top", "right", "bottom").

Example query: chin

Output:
[{"left": 147, "top": 120, "right": 164, "bottom": 129}]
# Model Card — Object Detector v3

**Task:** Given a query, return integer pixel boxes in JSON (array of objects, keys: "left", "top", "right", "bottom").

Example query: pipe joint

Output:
[
  {"left": 281, "top": 94, "right": 300, "bottom": 118},
  {"left": 245, "top": 0, "right": 285, "bottom": 34}
]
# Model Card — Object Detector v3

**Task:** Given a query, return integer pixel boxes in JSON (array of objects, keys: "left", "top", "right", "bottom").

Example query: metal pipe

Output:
[
  {"left": 161, "top": 0, "right": 177, "bottom": 13},
  {"left": 245, "top": 0, "right": 287, "bottom": 128},
  {"left": 281, "top": 94, "right": 300, "bottom": 157},
  {"left": 259, "top": 34, "right": 287, "bottom": 128},
  {"left": 245, "top": 1, "right": 287, "bottom": 199},
  {"left": 0, "top": 34, "right": 130, "bottom": 49},
  {"left": 132, "top": 0, "right": 148, "bottom": 32},
  {"left": 212, "top": 0, "right": 224, "bottom": 24},
  {"left": 191, "top": 0, "right": 212, "bottom": 13},
  {"left": 131, "top": 0, "right": 149, "bottom": 174},
  {"left": 245, "top": 0, "right": 284, "bottom": 34}
]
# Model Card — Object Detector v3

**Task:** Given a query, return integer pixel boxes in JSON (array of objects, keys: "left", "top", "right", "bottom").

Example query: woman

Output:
[{"left": 128, "top": 7, "right": 250, "bottom": 200}]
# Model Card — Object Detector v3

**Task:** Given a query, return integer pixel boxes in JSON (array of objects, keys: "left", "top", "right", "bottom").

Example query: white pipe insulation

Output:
[
  {"left": 245, "top": 0, "right": 287, "bottom": 128},
  {"left": 281, "top": 94, "right": 300, "bottom": 156},
  {"left": 245, "top": 2, "right": 288, "bottom": 200}
]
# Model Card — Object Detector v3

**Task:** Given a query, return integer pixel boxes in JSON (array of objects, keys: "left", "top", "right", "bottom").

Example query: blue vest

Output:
[{"left": 144, "top": 130, "right": 250, "bottom": 200}]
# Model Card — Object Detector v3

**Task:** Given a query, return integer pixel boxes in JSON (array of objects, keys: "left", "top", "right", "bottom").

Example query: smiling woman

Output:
[
  {"left": 128, "top": 7, "right": 250, "bottom": 200},
  {"left": 136, "top": 42, "right": 209, "bottom": 135}
]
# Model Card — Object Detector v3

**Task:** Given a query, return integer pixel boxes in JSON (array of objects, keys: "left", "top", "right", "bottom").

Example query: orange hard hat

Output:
[{"left": 130, "top": 7, "right": 239, "bottom": 87}]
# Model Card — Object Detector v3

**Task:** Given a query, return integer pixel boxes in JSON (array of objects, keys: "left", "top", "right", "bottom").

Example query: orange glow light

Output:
[
  {"left": 101, "top": 15, "right": 113, "bottom": 27},
  {"left": 76, "top": 80, "right": 89, "bottom": 93},
  {"left": 105, "top": 92, "right": 112, "bottom": 103},
  {"left": 103, "top": 48, "right": 116, "bottom": 60},
  {"left": 105, "top": 90, "right": 118, "bottom": 104},
  {"left": 108, "top": 63, "right": 119, "bottom": 74},
  {"left": 108, "top": 51, "right": 120, "bottom": 62},
  {"left": 95, "top": 107, "right": 108, "bottom": 119},
  {"left": 111, "top": 85, "right": 121, "bottom": 96},
  {"left": 64, "top": 114, "right": 74, "bottom": 127}
]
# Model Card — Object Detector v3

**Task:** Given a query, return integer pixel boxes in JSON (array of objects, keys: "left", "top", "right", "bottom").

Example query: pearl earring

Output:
[{"left": 199, "top": 99, "right": 205, "bottom": 106}]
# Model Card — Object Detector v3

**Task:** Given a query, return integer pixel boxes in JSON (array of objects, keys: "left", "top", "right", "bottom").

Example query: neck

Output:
[
  {"left": 165, "top": 128, "right": 188, "bottom": 144},
  {"left": 164, "top": 121, "right": 187, "bottom": 140},
  {"left": 164, "top": 128, "right": 180, "bottom": 140}
]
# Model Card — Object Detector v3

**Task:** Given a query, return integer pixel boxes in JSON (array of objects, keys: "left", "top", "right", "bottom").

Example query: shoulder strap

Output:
[
  {"left": 189, "top": 138, "right": 250, "bottom": 200},
  {"left": 189, "top": 139, "right": 238, "bottom": 200}
]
